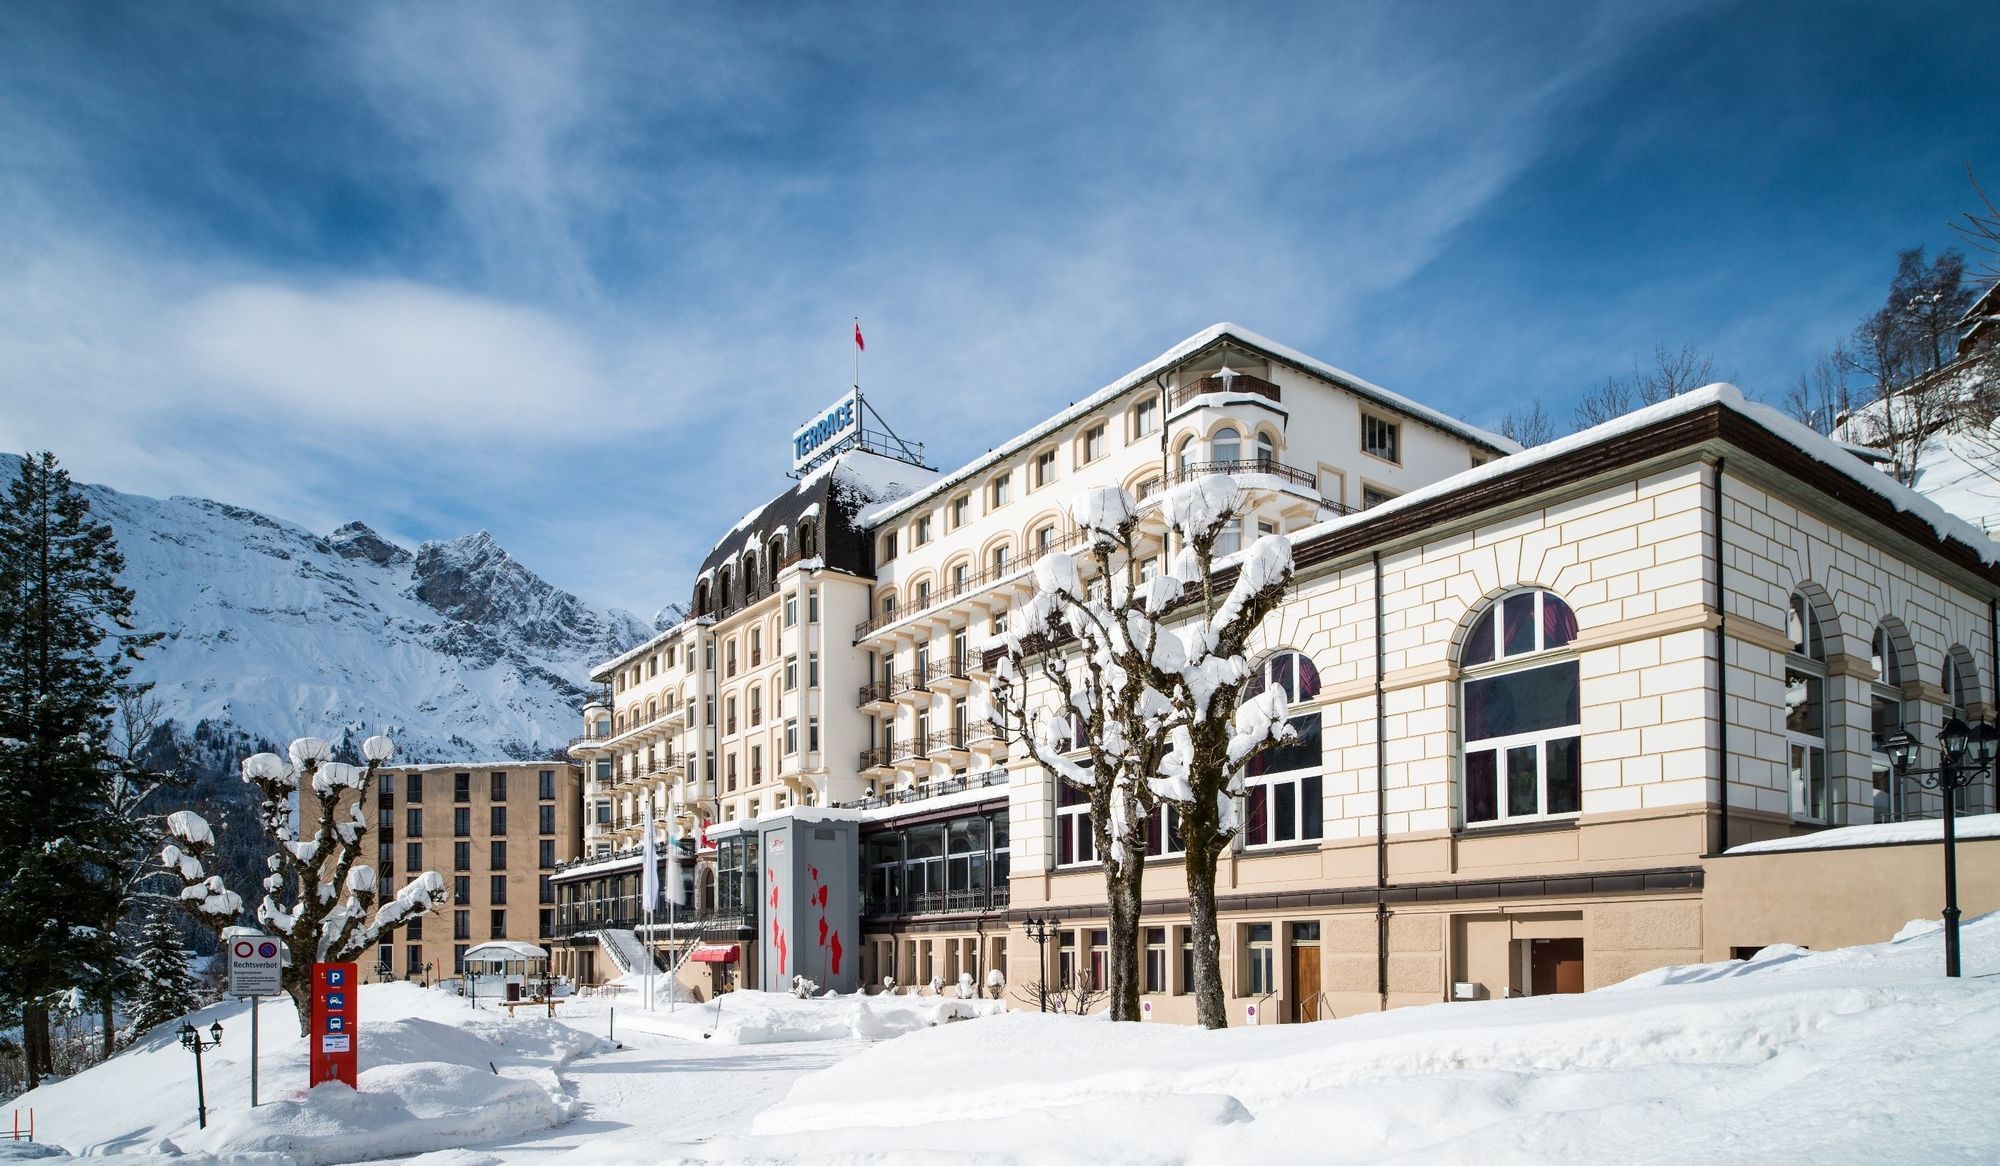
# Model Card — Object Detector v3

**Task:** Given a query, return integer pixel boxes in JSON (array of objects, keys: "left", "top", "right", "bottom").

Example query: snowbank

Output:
[
  {"left": 14, "top": 983, "right": 605, "bottom": 1163},
  {"left": 615, "top": 989, "right": 1002, "bottom": 1046},
  {"left": 1725, "top": 810, "right": 2000, "bottom": 854},
  {"left": 655, "top": 914, "right": 2000, "bottom": 1163}
]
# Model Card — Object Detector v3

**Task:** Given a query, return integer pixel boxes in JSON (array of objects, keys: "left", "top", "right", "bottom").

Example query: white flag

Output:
[{"left": 640, "top": 794, "right": 659, "bottom": 913}]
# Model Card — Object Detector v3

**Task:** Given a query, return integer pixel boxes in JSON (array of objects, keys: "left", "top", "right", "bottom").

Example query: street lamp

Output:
[
  {"left": 1021, "top": 914, "right": 1061, "bottom": 1013},
  {"left": 1881, "top": 716, "right": 1999, "bottom": 977},
  {"left": 177, "top": 1020, "right": 224, "bottom": 1129}
]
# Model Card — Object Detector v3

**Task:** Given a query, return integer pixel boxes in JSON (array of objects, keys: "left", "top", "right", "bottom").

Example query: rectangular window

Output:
[
  {"left": 809, "top": 717, "right": 820, "bottom": 752},
  {"left": 490, "top": 771, "right": 507, "bottom": 801},
  {"left": 1133, "top": 398, "right": 1158, "bottom": 438},
  {"left": 453, "top": 943, "right": 467, "bottom": 973},
  {"left": 453, "top": 875, "right": 470, "bottom": 905},
  {"left": 1088, "top": 929, "right": 1109, "bottom": 991},
  {"left": 407, "top": 915, "right": 423, "bottom": 940},
  {"left": 785, "top": 719, "right": 798, "bottom": 755},
  {"left": 1035, "top": 450, "right": 1057, "bottom": 488},
  {"left": 490, "top": 909, "right": 506, "bottom": 938},
  {"left": 454, "top": 841, "right": 470, "bottom": 871},
  {"left": 1057, "top": 931, "right": 1076, "bottom": 988},
  {"left": 454, "top": 772, "right": 470, "bottom": 803},
  {"left": 1361, "top": 485, "right": 1396, "bottom": 510},
  {"left": 1179, "top": 927, "right": 1194, "bottom": 995},
  {"left": 992, "top": 472, "right": 1011, "bottom": 506},
  {"left": 1054, "top": 780, "right": 1096, "bottom": 867},
  {"left": 538, "top": 804, "right": 555, "bottom": 834},
  {"left": 809, "top": 588, "right": 820, "bottom": 623},
  {"left": 881, "top": 532, "right": 898, "bottom": 562},
  {"left": 1144, "top": 927, "right": 1167, "bottom": 993},
  {"left": 490, "top": 874, "right": 507, "bottom": 904},
  {"left": 951, "top": 496, "right": 969, "bottom": 528},
  {"left": 539, "top": 839, "right": 556, "bottom": 868},
  {"left": 539, "top": 875, "right": 553, "bottom": 904},
  {"left": 540, "top": 908, "right": 554, "bottom": 939},
  {"left": 490, "top": 840, "right": 506, "bottom": 869},
  {"left": 809, "top": 652, "right": 820, "bottom": 687},
  {"left": 751, "top": 744, "right": 763, "bottom": 783},
  {"left": 750, "top": 628, "right": 762, "bottom": 666},
  {"left": 453, "top": 807, "right": 470, "bottom": 837},
  {"left": 489, "top": 806, "right": 506, "bottom": 835},
  {"left": 407, "top": 944, "right": 422, "bottom": 974},
  {"left": 1083, "top": 424, "right": 1106, "bottom": 463},
  {"left": 1361, "top": 415, "right": 1400, "bottom": 462},
  {"left": 727, "top": 754, "right": 739, "bottom": 792},
  {"left": 406, "top": 841, "right": 422, "bottom": 870},
  {"left": 726, "top": 639, "right": 738, "bottom": 677},
  {"left": 538, "top": 769, "right": 556, "bottom": 800},
  {"left": 453, "top": 910, "right": 470, "bottom": 940},
  {"left": 408, "top": 772, "right": 423, "bottom": 801},
  {"left": 916, "top": 515, "right": 932, "bottom": 545},
  {"left": 785, "top": 595, "right": 798, "bottom": 627},
  {"left": 785, "top": 656, "right": 798, "bottom": 691},
  {"left": 407, "top": 808, "right": 423, "bottom": 837},
  {"left": 1246, "top": 924, "right": 1274, "bottom": 996}
]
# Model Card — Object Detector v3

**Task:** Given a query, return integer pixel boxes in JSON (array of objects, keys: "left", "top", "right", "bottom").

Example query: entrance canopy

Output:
[
  {"left": 463, "top": 941, "right": 551, "bottom": 971},
  {"left": 688, "top": 944, "right": 740, "bottom": 964}
]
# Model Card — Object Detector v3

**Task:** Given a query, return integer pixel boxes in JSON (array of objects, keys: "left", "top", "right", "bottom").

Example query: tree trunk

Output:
[
  {"left": 22, "top": 1003, "right": 52, "bottom": 1088},
  {"left": 1185, "top": 839, "right": 1228, "bottom": 1029},
  {"left": 100, "top": 992, "right": 116, "bottom": 1057},
  {"left": 284, "top": 973, "right": 313, "bottom": 1036},
  {"left": 1103, "top": 855, "right": 1144, "bottom": 1021}
]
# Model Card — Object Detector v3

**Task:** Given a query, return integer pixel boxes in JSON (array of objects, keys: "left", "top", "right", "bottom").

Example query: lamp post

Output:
[
  {"left": 177, "top": 1020, "right": 224, "bottom": 1129},
  {"left": 1021, "top": 914, "right": 1060, "bottom": 1013},
  {"left": 1881, "top": 716, "right": 1999, "bottom": 977}
]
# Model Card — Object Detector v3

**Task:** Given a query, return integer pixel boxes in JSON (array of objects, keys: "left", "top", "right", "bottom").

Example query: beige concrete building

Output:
[
  {"left": 305, "top": 761, "right": 584, "bottom": 982},
  {"left": 557, "top": 323, "right": 2000, "bottom": 1019}
]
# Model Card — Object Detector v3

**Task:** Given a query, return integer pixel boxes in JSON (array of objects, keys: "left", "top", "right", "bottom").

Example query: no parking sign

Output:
[{"left": 227, "top": 937, "right": 282, "bottom": 996}]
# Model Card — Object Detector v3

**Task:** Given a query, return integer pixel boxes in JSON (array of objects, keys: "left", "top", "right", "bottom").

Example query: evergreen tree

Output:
[
  {"left": 125, "top": 911, "right": 203, "bottom": 1036},
  {"left": 0, "top": 452, "right": 158, "bottom": 1087}
]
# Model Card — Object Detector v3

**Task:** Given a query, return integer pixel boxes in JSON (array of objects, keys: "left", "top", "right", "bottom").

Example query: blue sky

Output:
[{"left": 2, "top": 1, "right": 1995, "bottom": 616}]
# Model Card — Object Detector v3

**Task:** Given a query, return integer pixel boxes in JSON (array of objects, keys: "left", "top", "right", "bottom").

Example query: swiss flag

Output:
[{"left": 854, "top": 322, "right": 865, "bottom": 351}]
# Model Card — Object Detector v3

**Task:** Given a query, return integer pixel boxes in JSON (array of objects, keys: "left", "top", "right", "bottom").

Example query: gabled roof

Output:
[{"left": 859, "top": 322, "right": 1519, "bottom": 528}]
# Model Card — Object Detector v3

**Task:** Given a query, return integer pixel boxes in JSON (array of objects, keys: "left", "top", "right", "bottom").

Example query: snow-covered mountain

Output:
[{"left": 0, "top": 453, "right": 651, "bottom": 762}]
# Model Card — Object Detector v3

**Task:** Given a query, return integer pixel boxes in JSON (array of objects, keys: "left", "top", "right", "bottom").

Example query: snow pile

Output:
[
  {"left": 1726, "top": 810, "right": 2000, "bottom": 854},
  {"left": 645, "top": 914, "right": 2000, "bottom": 1163},
  {"left": 617, "top": 989, "right": 1002, "bottom": 1046},
  {"left": 13, "top": 983, "right": 604, "bottom": 1164}
]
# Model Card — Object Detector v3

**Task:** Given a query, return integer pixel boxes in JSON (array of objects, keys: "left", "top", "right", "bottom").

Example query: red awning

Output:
[{"left": 689, "top": 944, "right": 739, "bottom": 964}]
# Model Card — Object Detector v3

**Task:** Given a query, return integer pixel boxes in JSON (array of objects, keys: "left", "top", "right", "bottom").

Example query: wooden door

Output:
[
  {"left": 1290, "top": 944, "right": 1321, "bottom": 1022},
  {"left": 1530, "top": 938, "right": 1584, "bottom": 995}
]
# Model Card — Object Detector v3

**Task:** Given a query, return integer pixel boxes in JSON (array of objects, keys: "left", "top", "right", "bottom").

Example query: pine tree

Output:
[
  {"left": 126, "top": 912, "right": 203, "bottom": 1036},
  {"left": 0, "top": 452, "right": 159, "bottom": 1088}
]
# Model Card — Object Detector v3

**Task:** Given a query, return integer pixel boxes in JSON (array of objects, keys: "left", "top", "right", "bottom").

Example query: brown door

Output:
[
  {"left": 1290, "top": 943, "right": 1321, "bottom": 1022},
  {"left": 1530, "top": 938, "right": 1584, "bottom": 995}
]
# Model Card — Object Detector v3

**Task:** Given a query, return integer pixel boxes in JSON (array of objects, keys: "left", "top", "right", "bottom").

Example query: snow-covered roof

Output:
[
  {"left": 1287, "top": 383, "right": 2000, "bottom": 570},
  {"left": 463, "top": 940, "right": 550, "bottom": 963},
  {"left": 387, "top": 759, "right": 576, "bottom": 771},
  {"left": 1724, "top": 812, "right": 2000, "bottom": 855},
  {"left": 590, "top": 617, "right": 694, "bottom": 680},
  {"left": 859, "top": 322, "right": 1520, "bottom": 528}
]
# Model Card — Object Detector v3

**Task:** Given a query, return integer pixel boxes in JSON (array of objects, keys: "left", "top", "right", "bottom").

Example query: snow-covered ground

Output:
[{"left": 14, "top": 919, "right": 2000, "bottom": 1163}]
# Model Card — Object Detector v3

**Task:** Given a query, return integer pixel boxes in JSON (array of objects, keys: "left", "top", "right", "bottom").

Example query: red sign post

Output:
[{"left": 308, "top": 962, "right": 358, "bottom": 1088}]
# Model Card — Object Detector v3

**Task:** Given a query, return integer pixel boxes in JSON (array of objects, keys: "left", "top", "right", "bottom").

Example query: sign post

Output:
[
  {"left": 226, "top": 935, "right": 282, "bottom": 1107},
  {"left": 308, "top": 962, "right": 358, "bottom": 1089}
]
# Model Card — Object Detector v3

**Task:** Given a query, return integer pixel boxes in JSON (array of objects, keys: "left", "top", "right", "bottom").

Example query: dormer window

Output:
[{"left": 1362, "top": 414, "right": 1400, "bottom": 463}]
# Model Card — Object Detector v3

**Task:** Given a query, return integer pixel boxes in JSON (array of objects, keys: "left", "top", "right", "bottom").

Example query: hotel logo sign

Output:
[{"left": 792, "top": 391, "right": 860, "bottom": 472}]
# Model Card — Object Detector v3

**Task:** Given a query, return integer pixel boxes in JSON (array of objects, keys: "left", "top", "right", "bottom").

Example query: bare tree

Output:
[
  {"left": 1497, "top": 399, "right": 1555, "bottom": 447},
  {"left": 1573, "top": 344, "right": 1718, "bottom": 430},
  {"left": 1785, "top": 344, "right": 1859, "bottom": 437},
  {"left": 163, "top": 736, "right": 444, "bottom": 1030},
  {"left": 1011, "top": 970, "right": 1111, "bottom": 1017},
  {"left": 997, "top": 477, "right": 1293, "bottom": 1030},
  {"left": 1956, "top": 167, "right": 2000, "bottom": 281}
]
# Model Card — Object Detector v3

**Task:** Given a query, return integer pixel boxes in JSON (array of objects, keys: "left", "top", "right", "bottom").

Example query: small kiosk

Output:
[{"left": 461, "top": 940, "right": 553, "bottom": 1004}]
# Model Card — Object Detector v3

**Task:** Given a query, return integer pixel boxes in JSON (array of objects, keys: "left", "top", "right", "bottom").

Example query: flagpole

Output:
[{"left": 853, "top": 317, "right": 861, "bottom": 391}]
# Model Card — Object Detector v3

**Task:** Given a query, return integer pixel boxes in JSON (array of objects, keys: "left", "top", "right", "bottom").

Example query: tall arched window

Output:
[
  {"left": 1175, "top": 436, "right": 1194, "bottom": 474},
  {"left": 1213, "top": 426, "right": 1240, "bottom": 464},
  {"left": 799, "top": 521, "right": 817, "bottom": 558},
  {"left": 1871, "top": 623, "right": 1908, "bottom": 821},
  {"left": 1461, "top": 590, "right": 1580, "bottom": 825},
  {"left": 1240, "top": 650, "right": 1324, "bottom": 846},
  {"left": 1254, "top": 430, "right": 1276, "bottom": 467},
  {"left": 1785, "top": 592, "right": 1831, "bottom": 821}
]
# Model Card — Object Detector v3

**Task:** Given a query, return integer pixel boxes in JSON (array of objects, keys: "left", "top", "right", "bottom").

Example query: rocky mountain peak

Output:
[{"left": 328, "top": 521, "right": 412, "bottom": 568}]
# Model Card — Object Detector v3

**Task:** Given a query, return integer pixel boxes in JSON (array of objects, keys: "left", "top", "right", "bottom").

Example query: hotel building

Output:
[{"left": 553, "top": 323, "right": 2000, "bottom": 1017}]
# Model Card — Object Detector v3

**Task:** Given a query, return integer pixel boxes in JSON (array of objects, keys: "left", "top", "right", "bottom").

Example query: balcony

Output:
[
  {"left": 858, "top": 747, "right": 893, "bottom": 772},
  {"left": 888, "top": 669, "right": 930, "bottom": 699},
  {"left": 1167, "top": 372, "right": 1280, "bottom": 411},
  {"left": 1136, "top": 457, "right": 1326, "bottom": 501},
  {"left": 924, "top": 730, "right": 968, "bottom": 757},
  {"left": 857, "top": 679, "right": 894, "bottom": 708},
  {"left": 835, "top": 766, "right": 1010, "bottom": 812},
  {"left": 863, "top": 885, "right": 1011, "bottom": 919},
  {"left": 925, "top": 656, "right": 972, "bottom": 688},
  {"left": 889, "top": 737, "right": 925, "bottom": 763},
  {"left": 967, "top": 717, "right": 1007, "bottom": 746},
  {"left": 854, "top": 527, "right": 1094, "bottom": 642}
]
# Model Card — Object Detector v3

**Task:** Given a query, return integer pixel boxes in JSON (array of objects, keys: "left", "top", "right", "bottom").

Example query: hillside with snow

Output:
[{"left": 0, "top": 453, "right": 651, "bottom": 763}]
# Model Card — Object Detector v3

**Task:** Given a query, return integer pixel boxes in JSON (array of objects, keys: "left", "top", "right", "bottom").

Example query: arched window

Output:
[
  {"left": 1461, "top": 590, "right": 1581, "bottom": 825},
  {"left": 799, "top": 521, "right": 817, "bottom": 558},
  {"left": 694, "top": 581, "right": 710, "bottom": 616},
  {"left": 949, "top": 559, "right": 970, "bottom": 594},
  {"left": 1254, "top": 430, "right": 1276, "bottom": 467},
  {"left": 1213, "top": 426, "right": 1240, "bottom": 464},
  {"left": 1871, "top": 623, "right": 1909, "bottom": 821},
  {"left": 1785, "top": 592, "right": 1831, "bottom": 821},
  {"left": 914, "top": 578, "right": 932, "bottom": 606},
  {"left": 1175, "top": 436, "right": 1194, "bottom": 474},
  {"left": 1240, "top": 650, "right": 1324, "bottom": 846},
  {"left": 717, "top": 568, "right": 732, "bottom": 610},
  {"left": 1034, "top": 523, "right": 1057, "bottom": 556},
  {"left": 769, "top": 536, "right": 786, "bottom": 579}
]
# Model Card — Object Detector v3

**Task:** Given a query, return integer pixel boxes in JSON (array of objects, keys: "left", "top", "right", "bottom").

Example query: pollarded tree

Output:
[
  {"left": 994, "top": 477, "right": 1294, "bottom": 1029},
  {"left": 163, "top": 736, "right": 444, "bottom": 1030}
]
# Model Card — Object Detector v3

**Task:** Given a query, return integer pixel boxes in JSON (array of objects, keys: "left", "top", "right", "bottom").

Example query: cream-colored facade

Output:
[
  {"left": 303, "top": 761, "right": 583, "bottom": 982},
  {"left": 563, "top": 324, "right": 2000, "bottom": 1020}
]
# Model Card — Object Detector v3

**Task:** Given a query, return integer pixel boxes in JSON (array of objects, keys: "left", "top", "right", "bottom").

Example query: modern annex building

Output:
[{"left": 550, "top": 324, "right": 2000, "bottom": 1020}]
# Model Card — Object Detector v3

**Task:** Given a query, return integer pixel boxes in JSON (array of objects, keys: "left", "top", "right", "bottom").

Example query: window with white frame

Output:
[
  {"left": 1133, "top": 397, "right": 1159, "bottom": 439},
  {"left": 1240, "top": 651, "right": 1324, "bottom": 846},
  {"left": 916, "top": 514, "right": 932, "bottom": 545},
  {"left": 1035, "top": 449, "right": 1057, "bottom": 488},
  {"left": 1362, "top": 414, "right": 1400, "bottom": 462},
  {"left": 1082, "top": 424, "right": 1106, "bottom": 463},
  {"left": 1870, "top": 624, "right": 1907, "bottom": 821},
  {"left": 1461, "top": 590, "right": 1581, "bottom": 826},
  {"left": 1054, "top": 780, "right": 1095, "bottom": 867},
  {"left": 951, "top": 495, "right": 969, "bottom": 528},
  {"left": 990, "top": 543, "right": 1011, "bottom": 573},
  {"left": 1213, "top": 426, "right": 1240, "bottom": 464},
  {"left": 1785, "top": 592, "right": 1832, "bottom": 821},
  {"left": 992, "top": 472, "right": 1012, "bottom": 507}
]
